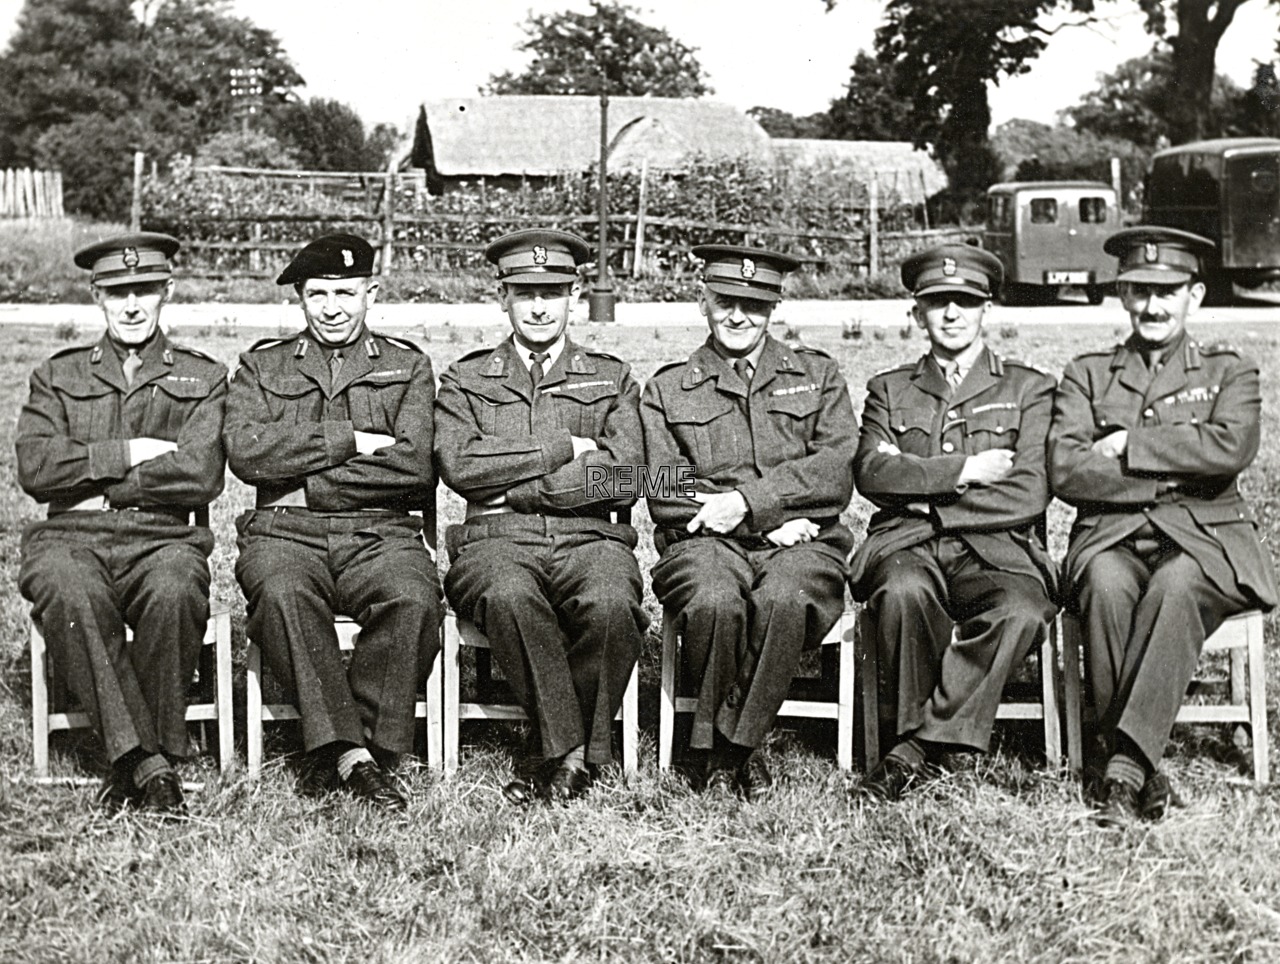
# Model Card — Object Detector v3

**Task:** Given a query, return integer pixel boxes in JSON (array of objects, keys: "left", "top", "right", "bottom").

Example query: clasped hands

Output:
[{"left": 686, "top": 490, "right": 819, "bottom": 547}]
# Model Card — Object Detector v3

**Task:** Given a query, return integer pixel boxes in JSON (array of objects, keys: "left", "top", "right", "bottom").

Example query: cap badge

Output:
[
  {"left": 942, "top": 257, "right": 957, "bottom": 277},
  {"left": 1144, "top": 242, "right": 1159, "bottom": 263},
  {"left": 741, "top": 258, "right": 756, "bottom": 279},
  {"left": 123, "top": 247, "right": 139, "bottom": 269},
  {"left": 341, "top": 249, "right": 354, "bottom": 268},
  {"left": 533, "top": 245, "right": 548, "bottom": 265}
]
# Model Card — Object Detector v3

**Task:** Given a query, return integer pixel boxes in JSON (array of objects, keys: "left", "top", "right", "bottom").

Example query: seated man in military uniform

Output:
[
  {"left": 18, "top": 233, "right": 227, "bottom": 815},
  {"left": 1050, "top": 227, "right": 1277, "bottom": 827},
  {"left": 849, "top": 244, "right": 1058, "bottom": 802},
  {"left": 435, "top": 229, "right": 647, "bottom": 804},
  {"left": 225, "top": 234, "right": 442, "bottom": 811},
  {"left": 642, "top": 245, "right": 856, "bottom": 801}
]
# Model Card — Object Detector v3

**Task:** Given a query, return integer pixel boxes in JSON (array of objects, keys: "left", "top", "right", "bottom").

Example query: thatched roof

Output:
[
  {"left": 771, "top": 139, "right": 948, "bottom": 205},
  {"left": 421, "top": 96, "right": 773, "bottom": 176}
]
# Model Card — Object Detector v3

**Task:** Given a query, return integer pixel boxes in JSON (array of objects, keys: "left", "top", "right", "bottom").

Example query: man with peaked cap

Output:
[
  {"left": 225, "top": 233, "right": 442, "bottom": 811},
  {"left": 1049, "top": 226, "right": 1277, "bottom": 827},
  {"left": 642, "top": 244, "right": 856, "bottom": 800},
  {"left": 848, "top": 244, "right": 1058, "bottom": 802},
  {"left": 17, "top": 232, "right": 227, "bottom": 816},
  {"left": 435, "top": 228, "right": 647, "bottom": 804}
]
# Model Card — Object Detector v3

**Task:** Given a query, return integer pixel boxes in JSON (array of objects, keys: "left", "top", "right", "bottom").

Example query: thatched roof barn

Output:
[{"left": 771, "top": 139, "right": 948, "bottom": 206}]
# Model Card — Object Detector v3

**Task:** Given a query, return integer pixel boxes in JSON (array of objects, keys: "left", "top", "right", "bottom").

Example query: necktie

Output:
[
  {"left": 733, "top": 358, "right": 752, "bottom": 385},
  {"left": 330, "top": 349, "right": 344, "bottom": 381},
  {"left": 944, "top": 362, "right": 963, "bottom": 391},
  {"left": 122, "top": 349, "right": 142, "bottom": 387},
  {"left": 1144, "top": 349, "right": 1163, "bottom": 371},
  {"left": 530, "top": 351, "right": 549, "bottom": 389}
]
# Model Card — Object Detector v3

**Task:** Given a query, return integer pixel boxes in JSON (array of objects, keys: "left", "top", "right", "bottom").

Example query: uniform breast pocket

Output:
[
  {"left": 355, "top": 372, "right": 413, "bottom": 432},
  {"left": 664, "top": 395, "right": 736, "bottom": 475},
  {"left": 259, "top": 373, "right": 320, "bottom": 422},
  {"left": 54, "top": 380, "right": 117, "bottom": 441},
  {"left": 152, "top": 378, "right": 214, "bottom": 438},
  {"left": 766, "top": 389, "right": 823, "bottom": 455},
  {"left": 1160, "top": 399, "right": 1215, "bottom": 427},
  {"left": 888, "top": 407, "right": 934, "bottom": 456},
  {"left": 964, "top": 409, "right": 1021, "bottom": 452},
  {"left": 551, "top": 381, "right": 619, "bottom": 437},
  {"left": 1092, "top": 404, "right": 1134, "bottom": 437}
]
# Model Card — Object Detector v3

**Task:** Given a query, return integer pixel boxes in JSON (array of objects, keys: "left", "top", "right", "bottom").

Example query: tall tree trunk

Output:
[{"left": 1168, "top": 0, "right": 1250, "bottom": 144}]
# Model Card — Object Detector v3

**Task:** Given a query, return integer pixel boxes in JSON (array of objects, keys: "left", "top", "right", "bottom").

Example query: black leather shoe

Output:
[
  {"left": 1095, "top": 778, "right": 1142, "bottom": 828},
  {"left": 541, "top": 762, "right": 592, "bottom": 803},
  {"left": 704, "top": 764, "right": 737, "bottom": 796},
  {"left": 856, "top": 756, "right": 927, "bottom": 803},
  {"left": 97, "top": 770, "right": 141, "bottom": 813},
  {"left": 343, "top": 761, "right": 408, "bottom": 811},
  {"left": 738, "top": 753, "right": 774, "bottom": 803},
  {"left": 1139, "top": 770, "right": 1181, "bottom": 822},
  {"left": 139, "top": 771, "right": 187, "bottom": 817},
  {"left": 503, "top": 777, "right": 539, "bottom": 806}
]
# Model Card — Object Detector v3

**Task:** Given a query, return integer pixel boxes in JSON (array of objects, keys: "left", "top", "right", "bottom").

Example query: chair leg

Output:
[
  {"left": 857, "top": 610, "right": 881, "bottom": 773},
  {"left": 836, "top": 613, "right": 855, "bottom": 772},
  {"left": 31, "top": 620, "right": 50, "bottom": 779},
  {"left": 659, "top": 615, "right": 677, "bottom": 772},
  {"left": 1246, "top": 613, "right": 1269, "bottom": 785},
  {"left": 1041, "top": 619, "right": 1062, "bottom": 769},
  {"left": 213, "top": 608, "right": 234, "bottom": 774},
  {"left": 1061, "top": 614, "right": 1084, "bottom": 776},
  {"left": 425, "top": 641, "right": 444, "bottom": 771},
  {"left": 246, "top": 641, "right": 263, "bottom": 777},
  {"left": 621, "top": 663, "right": 638, "bottom": 778},
  {"left": 442, "top": 613, "right": 461, "bottom": 776}
]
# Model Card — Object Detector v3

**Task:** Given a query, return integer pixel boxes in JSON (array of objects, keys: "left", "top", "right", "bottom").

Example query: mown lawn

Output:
[{"left": 1, "top": 317, "right": 1278, "bottom": 963}]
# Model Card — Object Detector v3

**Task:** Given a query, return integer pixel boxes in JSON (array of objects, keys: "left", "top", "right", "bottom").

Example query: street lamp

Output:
[{"left": 588, "top": 22, "right": 617, "bottom": 322}]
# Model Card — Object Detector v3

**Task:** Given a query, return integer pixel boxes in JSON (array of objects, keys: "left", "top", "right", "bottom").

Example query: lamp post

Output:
[{"left": 587, "top": 22, "right": 617, "bottom": 322}]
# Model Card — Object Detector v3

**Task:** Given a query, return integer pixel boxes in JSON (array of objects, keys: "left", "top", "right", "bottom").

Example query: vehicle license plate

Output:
[{"left": 1045, "top": 270, "right": 1089, "bottom": 284}]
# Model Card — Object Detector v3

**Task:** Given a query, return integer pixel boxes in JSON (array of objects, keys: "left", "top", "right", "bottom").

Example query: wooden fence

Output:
[{"left": 1, "top": 169, "right": 65, "bottom": 219}]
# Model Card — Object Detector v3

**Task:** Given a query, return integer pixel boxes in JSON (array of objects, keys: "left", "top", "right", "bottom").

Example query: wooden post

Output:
[
  {"left": 919, "top": 171, "right": 931, "bottom": 231},
  {"left": 250, "top": 221, "right": 262, "bottom": 274},
  {"left": 52, "top": 171, "right": 64, "bottom": 218},
  {"left": 382, "top": 161, "right": 396, "bottom": 273},
  {"left": 130, "top": 151, "right": 144, "bottom": 231},
  {"left": 632, "top": 158, "right": 648, "bottom": 279},
  {"left": 868, "top": 178, "right": 880, "bottom": 277},
  {"left": 1110, "top": 157, "right": 1123, "bottom": 209}
]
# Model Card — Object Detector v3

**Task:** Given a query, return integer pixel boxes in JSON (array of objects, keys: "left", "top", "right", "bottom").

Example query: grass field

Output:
[{"left": 2, "top": 316, "right": 1279, "bottom": 963}]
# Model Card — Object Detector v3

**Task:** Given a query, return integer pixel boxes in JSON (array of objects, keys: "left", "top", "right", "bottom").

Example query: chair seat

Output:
[
  {"left": 30, "top": 604, "right": 234, "bottom": 779},
  {"left": 659, "top": 608, "right": 858, "bottom": 771}
]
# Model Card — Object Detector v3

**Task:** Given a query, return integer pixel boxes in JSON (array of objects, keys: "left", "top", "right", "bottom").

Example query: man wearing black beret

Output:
[
  {"left": 225, "top": 233, "right": 443, "bottom": 810},
  {"left": 1050, "top": 226, "right": 1277, "bottom": 826},
  {"left": 849, "top": 244, "right": 1058, "bottom": 802},
  {"left": 642, "top": 244, "right": 857, "bottom": 800},
  {"left": 17, "top": 232, "right": 227, "bottom": 815}
]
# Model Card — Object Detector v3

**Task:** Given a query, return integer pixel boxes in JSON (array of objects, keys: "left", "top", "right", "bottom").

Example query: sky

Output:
[{"left": 2, "top": 0, "right": 1279, "bottom": 136}]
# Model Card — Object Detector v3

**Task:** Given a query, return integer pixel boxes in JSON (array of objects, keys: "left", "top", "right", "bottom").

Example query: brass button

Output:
[
  {"left": 948, "top": 410, "right": 959, "bottom": 420},
  {"left": 942, "top": 442, "right": 955, "bottom": 453},
  {"left": 1143, "top": 408, "right": 1154, "bottom": 418}
]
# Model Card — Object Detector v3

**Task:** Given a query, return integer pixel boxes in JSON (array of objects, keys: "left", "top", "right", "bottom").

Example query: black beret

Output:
[{"left": 277, "top": 233, "right": 376, "bottom": 286}]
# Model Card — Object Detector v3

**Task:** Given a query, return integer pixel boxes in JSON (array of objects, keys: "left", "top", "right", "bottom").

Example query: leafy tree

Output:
[
  {"left": 484, "top": 0, "right": 712, "bottom": 97},
  {"left": 194, "top": 129, "right": 300, "bottom": 169},
  {"left": 824, "top": 51, "right": 914, "bottom": 141},
  {"left": 0, "top": 0, "right": 303, "bottom": 216},
  {"left": 1239, "top": 62, "right": 1280, "bottom": 137},
  {"left": 272, "top": 97, "right": 397, "bottom": 171},
  {"left": 1068, "top": 46, "right": 1245, "bottom": 147},
  {"left": 991, "top": 117, "right": 1150, "bottom": 206},
  {"left": 746, "top": 106, "right": 830, "bottom": 139}
]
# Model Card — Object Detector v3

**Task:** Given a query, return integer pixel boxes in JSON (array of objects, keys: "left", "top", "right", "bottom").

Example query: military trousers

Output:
[
  {"left": 235, "top": 508, "right": 443, "bottom": 756},
  {"left": 1077, "top": 532, "right": 1252, "bottom": 768},
  {"left": 651, "top": 527, "right": 850, "bottom": 751},
  {"left": 444, "top": 515, "right": 646, "bottom": 766},
  {"left": 863, "top": 536, "right": 1056, "bottom": 752},
  {"left": 19, "top": 511, "right": 213, "bottom": 764}
]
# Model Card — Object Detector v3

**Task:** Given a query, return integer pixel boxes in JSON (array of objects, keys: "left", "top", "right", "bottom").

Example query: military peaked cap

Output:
[
  {"left": 74, "top": 232, "right": 180, "bottom": 288},
  {"left": 901, "top": 244, "right": 1003, "bottom": 299},
  {"left": 1103, "top": 225, "right": 1215, "bottom": 284},
  {"left": 485, "top": 228, "right": 591, "bottom": 285},
  {"left": 692, "top": 244, "right": 800, "bottom": 303}
]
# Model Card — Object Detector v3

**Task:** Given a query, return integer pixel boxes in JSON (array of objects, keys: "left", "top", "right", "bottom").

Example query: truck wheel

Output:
[{"left": 1085, "top": 284, "right": 1105, "bottom": 306}]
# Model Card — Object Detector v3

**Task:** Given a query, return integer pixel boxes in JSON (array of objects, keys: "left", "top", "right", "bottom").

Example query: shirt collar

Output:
[
  {"left": 516, "top": 335, "right": 566, "bottom": 371},
  {"left": 931, "top": 337, "right": 986, "bottom": 379}
]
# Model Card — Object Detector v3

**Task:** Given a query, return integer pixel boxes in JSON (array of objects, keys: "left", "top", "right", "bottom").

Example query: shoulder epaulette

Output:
[
  {"left": 1072, "top": 346, "right": 1119, "bottom": 362},
  {"left": 1005, "top": 358, "right": 1054, "bottom": 377},
  {"left": 792, "top": 344, "right": 833, "bottom": 359},
  {"left": 49, "top": 343, "right": 93, "bottom": 360},
  {"left": 170, "top": 344, "right": 219, "bottom": 364},
  {"left": 1200, "top": 341, "right": 1240, "bottom": 356},
  {"left": 376, "top": 333, "right": 424, "bottom": 354},
  {"left": 651, "top": 360, "right": 684, "bottom": 378},
  {"left": 583, "top": 347, "right": 625, "bottom": 363},
  {"left": 455, "top": 346, "right": 492, "bottom": 364},
  {"left": 249, "top": 337, "right": 291, "bottom": 352},
  {"left": 871, "top": 363, "right": 912, "bottom": 378}
]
